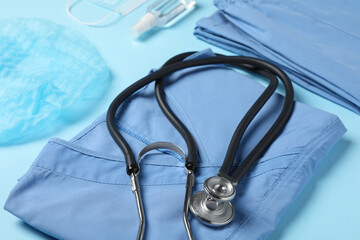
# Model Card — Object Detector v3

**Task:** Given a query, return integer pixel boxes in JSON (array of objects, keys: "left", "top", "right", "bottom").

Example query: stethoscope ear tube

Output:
[
  {"left": 130, "top": 173, "right": 145, "bottom": 240},
  {"left": 183, "top": 169, "right": 195, "bottom": 240}
]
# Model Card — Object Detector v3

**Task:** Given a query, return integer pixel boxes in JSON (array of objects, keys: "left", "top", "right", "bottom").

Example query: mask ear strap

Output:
[{"left": 66, "top": 0, "right": 116, "bottom": 26}]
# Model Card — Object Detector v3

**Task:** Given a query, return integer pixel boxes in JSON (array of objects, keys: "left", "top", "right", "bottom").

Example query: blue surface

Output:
[{"left": 0, "top": 1, "right": 359, "bottom": 240}]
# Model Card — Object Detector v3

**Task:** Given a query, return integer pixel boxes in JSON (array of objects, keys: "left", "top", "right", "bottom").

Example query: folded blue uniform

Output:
[
  {"left": 195, "top": 0, "right": 360, "bottom": 114},
  {"left": 5, "top": 50, "right": 346, "bottom": 239}
]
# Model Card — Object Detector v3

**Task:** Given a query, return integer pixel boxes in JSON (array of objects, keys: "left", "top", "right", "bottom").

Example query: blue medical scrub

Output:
[
  {"left": 5, "top": 50, "right": 346, "bottom": 239},
  {"left": 195, "top": 0, "right": 360, "bottom": 114}
]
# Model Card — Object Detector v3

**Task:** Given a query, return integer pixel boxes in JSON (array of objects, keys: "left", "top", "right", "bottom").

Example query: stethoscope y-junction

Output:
[{"left": 106, "top": 52, "right": 294, "bottom": 239}]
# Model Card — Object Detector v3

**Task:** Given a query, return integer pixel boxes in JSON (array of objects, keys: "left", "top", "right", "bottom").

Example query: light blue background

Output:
[{"left": 0, "top": 0, "right": 359, "bottom": 239}]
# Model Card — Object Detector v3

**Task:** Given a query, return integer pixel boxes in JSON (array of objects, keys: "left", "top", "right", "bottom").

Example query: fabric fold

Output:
[{"left": 195, "top": 0, "right": 360, "bottom": 114}]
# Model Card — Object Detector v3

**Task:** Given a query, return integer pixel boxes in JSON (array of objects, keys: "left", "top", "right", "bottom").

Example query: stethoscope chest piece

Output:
[{"left": 189, "top": 176, "right": 236, "bottom": 227}]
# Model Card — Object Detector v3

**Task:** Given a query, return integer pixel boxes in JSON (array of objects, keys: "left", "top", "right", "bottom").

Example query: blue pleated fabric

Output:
[
  {"left": 0, "top": 18, "right": 110, "bottom": 145},
  {"left": 5, "top": 50, "right": 346, "bottom": 239},
  {"left": 195, "top": 0, "right": 360, "bottom": 114}
]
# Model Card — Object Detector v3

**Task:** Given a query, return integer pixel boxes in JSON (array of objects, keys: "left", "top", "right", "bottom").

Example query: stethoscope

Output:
[{"left": 106, "top": 52, "right": 294, "bottom": 239}]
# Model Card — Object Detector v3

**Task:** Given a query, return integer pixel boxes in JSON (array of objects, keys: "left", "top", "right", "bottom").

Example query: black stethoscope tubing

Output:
[{"left": 107, "top": 52, "right": 294, "bottom": 183}]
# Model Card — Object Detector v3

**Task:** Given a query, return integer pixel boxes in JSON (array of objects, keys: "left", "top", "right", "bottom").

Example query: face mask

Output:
[{"left": 66, "top": 0, "right": 147, "bottom": 26}]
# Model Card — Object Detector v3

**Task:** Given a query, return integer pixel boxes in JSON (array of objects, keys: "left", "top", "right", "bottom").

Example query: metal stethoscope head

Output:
[
  {"left": 106, "top": 52, "right": 294, "bottom": 239},
  {"left": 190, "top": 176, "right": 236, "bottom": 226}
]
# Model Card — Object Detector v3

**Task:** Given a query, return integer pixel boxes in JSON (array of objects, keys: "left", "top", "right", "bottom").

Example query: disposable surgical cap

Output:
[
  {"left": 5, "top": 50, "right": 346, "bottom": 239},
  {"left": 0, "top": 18, "right": 110, "bottom": 145},
  {"left": 195, "top": 0, "right": 360, "bottom": 114}
]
